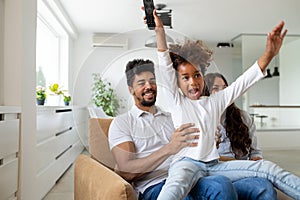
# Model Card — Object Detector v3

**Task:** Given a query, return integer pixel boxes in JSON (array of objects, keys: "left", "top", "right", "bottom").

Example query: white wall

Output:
[
  {"left": 3, "top": 0, "right": 37, "bottom": 199},
  {"left": 209, "top": 47, "right": 234, "bottom": 83},
  {"left": 249, "top": 77, "right": 280, "bottom": 105},
  {"left": 280, "top": 38, "right": 300, "bottom": 105}
]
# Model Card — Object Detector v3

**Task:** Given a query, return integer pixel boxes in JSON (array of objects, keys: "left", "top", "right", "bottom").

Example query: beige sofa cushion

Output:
[
  {"left": 74, "top": 154, "right": 137, "bottom": 200},
  {"left": 88, "top": 118, "right": 115, "bottom": 170}
]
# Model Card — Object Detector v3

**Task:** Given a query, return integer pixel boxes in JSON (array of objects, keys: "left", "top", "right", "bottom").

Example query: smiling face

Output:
[
  {"left": 129, "top": 71, "right": 157, "bottom": 111},
  {"left": 211, "top": 77, "right": 227, "bottom": 94},
  {"left": 177, "top": 62, "right": 205, "bottom": 100}
]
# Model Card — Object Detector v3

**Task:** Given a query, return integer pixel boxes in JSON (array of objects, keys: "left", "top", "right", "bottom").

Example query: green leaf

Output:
[{"left": 91, "top": 73, "right": 121, "bottom": 117}]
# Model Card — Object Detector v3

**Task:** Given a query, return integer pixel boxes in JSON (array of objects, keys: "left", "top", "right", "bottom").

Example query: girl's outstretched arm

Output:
[
  {"left": 153, "top": 10, "right": 168, "bottom": 52},
  {"left": 258, "top": 21, "right": 288, "bottom": 72}
]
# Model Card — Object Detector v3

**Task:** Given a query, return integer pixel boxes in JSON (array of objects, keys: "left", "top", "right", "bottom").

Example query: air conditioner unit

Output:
[{"left": 92, "top": 33, "right": 128, "bottom": 49}]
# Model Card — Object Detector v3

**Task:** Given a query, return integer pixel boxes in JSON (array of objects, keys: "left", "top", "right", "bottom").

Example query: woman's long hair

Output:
[{"left": 204, "top": 73, "right": 251, "bottom": 159}]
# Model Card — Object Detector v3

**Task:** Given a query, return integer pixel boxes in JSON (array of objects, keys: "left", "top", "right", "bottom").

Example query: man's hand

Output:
[{"left": 167, "top": 123, "right": 200, "bottom": 155}]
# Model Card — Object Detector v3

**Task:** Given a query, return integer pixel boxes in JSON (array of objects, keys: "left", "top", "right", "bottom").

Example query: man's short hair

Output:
[{"left": 125, "top": 59, "right": 155, "bottom": 87}]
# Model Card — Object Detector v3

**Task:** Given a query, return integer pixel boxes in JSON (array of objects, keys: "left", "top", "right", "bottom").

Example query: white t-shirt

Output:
[
  {"left": 109, "top": 105, "right": 174, "bottom": 194},
  {"left": 157, "top": 50, "right": 265, "bottom": 162}
]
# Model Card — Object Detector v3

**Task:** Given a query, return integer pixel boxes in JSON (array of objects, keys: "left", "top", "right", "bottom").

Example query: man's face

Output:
[
  {"left": 177, "top": 62, "right": 204, "bottom": 100},
  {"left": 130, "top": 71, "right": 157, "bottom": 108}
]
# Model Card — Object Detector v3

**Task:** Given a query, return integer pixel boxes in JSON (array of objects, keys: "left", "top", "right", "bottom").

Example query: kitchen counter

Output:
[
  {"left": 255, "top": 127, "right": 300, "bottom": 150},
  {"left": 256, "top": 126, "right": 300, "bottom": 131},
  {"left": 250, "top": 105, "right": 300, "bottom": 131}
]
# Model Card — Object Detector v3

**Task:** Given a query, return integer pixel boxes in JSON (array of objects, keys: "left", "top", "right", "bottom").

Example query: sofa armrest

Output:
[
  {"left": 74, "top": 154, "right": 137, "bottom": 200},
  {"left": 276, "top": 188, "right": 294, "bottom": 200}
]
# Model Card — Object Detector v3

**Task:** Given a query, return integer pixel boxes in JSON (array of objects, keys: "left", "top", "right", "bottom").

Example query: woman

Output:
[
  {"left": 204, "top": 72, "right": 278, "bottom": 199},
  {"left": 204, "top": 72, "right": 262, "bottom": 161}
]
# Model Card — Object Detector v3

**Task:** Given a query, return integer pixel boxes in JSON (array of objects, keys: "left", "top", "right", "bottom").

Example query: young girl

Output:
[{"left": 147, "top": 9, "right": 300, "bottom": 200}]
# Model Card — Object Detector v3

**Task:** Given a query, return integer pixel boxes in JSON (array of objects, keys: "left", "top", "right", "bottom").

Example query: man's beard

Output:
[
  {"left": 134, "top": 89, "right": 156, "bottom": 107},
  {"left": 140, "top": 97, "right": 156, "bottom": 107}
]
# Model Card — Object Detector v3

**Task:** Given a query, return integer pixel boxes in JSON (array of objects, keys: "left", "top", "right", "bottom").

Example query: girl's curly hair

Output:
[{"left": 169, "top": 40, "right": 213, "bottom": 75}]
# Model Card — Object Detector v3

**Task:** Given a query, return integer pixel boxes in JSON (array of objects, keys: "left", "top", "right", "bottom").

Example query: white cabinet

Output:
[
  {"left": 36, "top": 106, "right": 87, "bottom": 199},
  {"left": 256, "top": 129, "right": 300, "bottom": 150},
  {"left": 0, "top": 106, "right": 21, "bottom": 200},
  {"left": 0, "top": 106, "right": 88, "bottom": 200}
]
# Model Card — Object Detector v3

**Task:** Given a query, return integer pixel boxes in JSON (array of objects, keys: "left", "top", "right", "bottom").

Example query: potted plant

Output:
[
  {"left": 48, "top": 83, "right": 65, "bottom": 106},
  {"left": 36, "top": 86, "right": 46, "bottom": 105},
  {"left": 91, "top": 73, "right": 120, "bottom": 117},
  {"left": 49, "top": 83, "right": 63, "bottom": 95},
  {"left": 63, "top": 94, "right": 71, "bottom": 106}
]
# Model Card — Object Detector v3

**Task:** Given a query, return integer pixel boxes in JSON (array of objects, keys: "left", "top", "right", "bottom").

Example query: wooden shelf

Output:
[{"left": 250, "top": 105, "right": 300, "bottom": 108}]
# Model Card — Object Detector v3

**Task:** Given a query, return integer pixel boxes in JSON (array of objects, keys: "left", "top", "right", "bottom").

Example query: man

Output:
[{"left": 108, "top": 59, "right": 237, "bottom": 200}]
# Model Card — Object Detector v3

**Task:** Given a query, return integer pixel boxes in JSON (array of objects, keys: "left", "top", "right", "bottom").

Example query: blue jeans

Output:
[
  {"left": 157, "top": 158, "right": 300, "bottom": 200},
  {"left": 233, "top": 177, "right": 277, "bottom": 200},
  {"left": 141, "top": 176, "right": 276, "bottom": 200},
  {"left": 140, "top": 175, "right": 238, "bottom": 200}
]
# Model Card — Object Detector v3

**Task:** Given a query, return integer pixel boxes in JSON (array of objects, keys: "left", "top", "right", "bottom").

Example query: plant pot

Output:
[
  {"left": 64, "top": 101, "right": 70, "bottom": 106},
  {"left": 46, "top": 95, "right": 62, "bottom": 106},
  {"left": 37, "top": 99, "right": 45, "bottom": 105}
]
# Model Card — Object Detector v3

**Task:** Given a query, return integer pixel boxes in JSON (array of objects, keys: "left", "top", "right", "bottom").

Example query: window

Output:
[{"left": 36, "top": 0, "right": 69, "bottom": 91}]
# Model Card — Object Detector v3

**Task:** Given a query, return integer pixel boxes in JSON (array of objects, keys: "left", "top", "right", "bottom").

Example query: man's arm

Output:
[
  {"left": 258, "top": 21, "right": 287, "bottom": 72},
  {"left": 111, "top": 123, "right": 199, "bottom": 181}
]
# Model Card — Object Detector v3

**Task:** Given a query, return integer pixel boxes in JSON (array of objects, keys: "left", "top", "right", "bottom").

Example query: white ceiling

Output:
[{"left": 59, "top": 0, "right": 300, "bottom": 43}]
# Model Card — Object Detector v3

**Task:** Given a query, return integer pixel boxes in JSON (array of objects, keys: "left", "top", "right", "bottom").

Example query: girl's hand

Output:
[{"left": 266, "top": 21, "right": 288, "bottom": 57}]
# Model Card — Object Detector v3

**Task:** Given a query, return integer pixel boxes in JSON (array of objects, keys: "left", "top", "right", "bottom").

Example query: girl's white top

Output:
[{"left": 157, "top": 50, "right": 265, "bottom": 162}]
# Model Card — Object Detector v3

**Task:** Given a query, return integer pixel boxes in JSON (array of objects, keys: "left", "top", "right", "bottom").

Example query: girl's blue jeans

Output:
[{"left": 157, "top": 157, "right": 299, "bottom": 200}]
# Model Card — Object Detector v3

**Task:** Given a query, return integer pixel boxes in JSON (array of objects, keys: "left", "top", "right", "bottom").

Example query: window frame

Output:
[{"left": 36, "top": 0, "right": 72, "bottom": 92}]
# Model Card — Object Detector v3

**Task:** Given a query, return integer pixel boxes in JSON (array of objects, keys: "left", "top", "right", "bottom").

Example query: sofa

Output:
[
  {"left": 74, "top": 118, "right": 292, "bottom": 200},
  {"left": 74, "top": 118, "right": 137, "bottom": 200}
]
